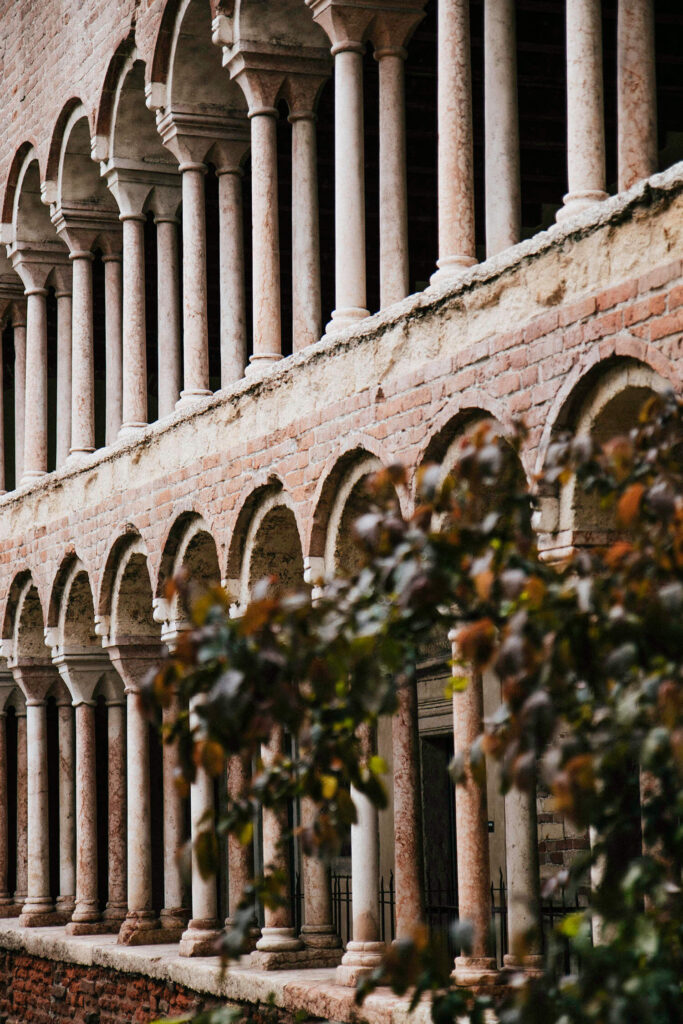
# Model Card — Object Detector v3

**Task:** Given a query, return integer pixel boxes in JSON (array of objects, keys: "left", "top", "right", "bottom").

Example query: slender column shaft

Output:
[
  {"left": 156, "top": 218, "right": 182, "bottom": 418},
  {"left": 105, "top": 700, "right": 127, "bottom": 922},
  {"left": 124, "top": 689, "right": 153, "bottom": 920},
  {"left": 392, "top": 676, "right": 425, "bottom": 938},
  {"left": 249, "top": 111, "right": 282, "bottom": 369},
  {"left": 13, "top": 319, "right": 26, "bottom": 484},
  {"left": 14, "top": 711, "right": 27, "bottom": 905},
  {"left": 179, "top": 165, "right": 211, "bottom": 402},
  {"left": 226, "top": 753, "right": 254, "bottom": 925},
  {"left": 161, "top": 698, "right": 186, "bottom": 926},
  {"left": 291, "top": 113, "right": 322, "bottom": 350},
  {"left": 560, "top": 0, "right": 608, "bottom": 218},
  {"left": 217, "top": 170, "right": 247, "bottom": 386},
  {"left": 433, "top": 0, "right": 476, "bottom": 282},
  {"left": 71, "top": 703, "right": 99, "bottom": 923},
  {"left": 103, "top": 255, "right": 123, "bottom": 445},
  {"left": 70, "top": 252, "right": 95, "bottom": 456},
  {"left": 23, "top": 700, "right": 53, "bottom": 918},
  {"left": 300, "top": 796, "right": 339, "bottom": 950},
  {"left": 0, "top": 714, "right": 9, "bottom": 902},
  {"left": 57, "top": 703, "right": 75, "bottom": 915},
  {"left": 504, "top": 784, "right": 542, "bottom": 970},
  {"left": 329, "top": 47, "right": 369, "bottom": 330},
  {"left": 377, "top": 50, "right": 410, "bottom": 307},
  {"left": 0, "top": 345, "right": 4, "bottom": 493},
  {"left": 617, "top": 0, "right": 657, "bottom": 192},
  {"left": 22, "top": 289, "right": 48, "bottom": 483},
  {"left": 484, "top": 0, "right": 521, "bottom": 256},
  {"left": 55, "top": 290, "right": 72, "bottom": 466},
  {"left": 120, "top": 216, "right": 147, "bottom": 434}
]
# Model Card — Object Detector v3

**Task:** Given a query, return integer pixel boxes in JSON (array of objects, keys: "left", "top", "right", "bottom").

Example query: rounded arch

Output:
[
  {"left": 308, "top": 445, "right": 388, "bottom": 565},
  {"left": 2, "top": 569, "right": 35, "bottom": 645},
  {"left": 97, "top": 525, "right": 146, "bottom": 620},
  {"left": 1, "top": 142, "right": 38, "bottom": 226},
  {"left": 231, "top": 487, "right": 305, "bottom": 604},
  {"left": 48, "top": 556, "right": 99, "bottom": 654},
  {"left": 50, "top": 102, "right": 119, "bottom": 228},
  {"left": 94, "top": 35, "right": 137, "bottom": 154},
  {"left": 8, "top": 146, "right": 56, "bottom": 247},
  {"left": 13, "top": 577, "right": 48, "bottom": 663},
  {"left": 107, "top": 51, "right": 174, "bottom": 169},
  {"left": 110, "top": 537, "right": 158, "bottom": 645},
  {"left": 322, "top": 454, "right": 385, "bottom": 577},
  {"left": 155, "top": 511, "right": 221, "bottom": 636},
  {"left": 45, "top": 97, "right": 86, "bottom": 186},
  {"left": 225, "top": 475, "right": 287, "bottom": 585}
]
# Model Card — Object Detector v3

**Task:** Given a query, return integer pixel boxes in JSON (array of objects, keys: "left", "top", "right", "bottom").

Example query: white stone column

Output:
[
  {"left": 19, "top": 697, "right": 54, "bottom": 925},
  {"left": 155, "top": 216, "right": 182, "bottom": 418},
  {"left": 55, "top": 287, "right": 73, "bottom": 467},
  {"left": 432, "top": 0, "right": 477, "bottom": 285},
  {"left": 617, "top": 0, "right": 657, "bottom": 192},
  {"left": 290, "top": 106, "right": 322, "bottom": 350},
  {"left": 300, "top": 796, "right": 341, "bottom": 961},
  {"left": 504, "top": 784, "right": 543, "bottom": 974},
  {"left": 376, "top": 46, "right": 410, "bottom": 307},
  {"left": 178, "top": 164, "right": 211, "bottom": 405},
  {"left": 65, "top": 700, "right": 100, "bottom": 933},
  {"left": 13, "top": 313, "right": 26, "bottom": 484},
  {"left": 69, "top": 250, "right": 96, "bottom": 457},
  {"left": 160, "top": 697, "right": 187, "bottom": 935},
  {"left": 56, "top": 699, "right": 75, "bottom": 917},
  {"left": 558, "top": 0, "right": 608, "bottom": 220},
  {"left": 103, "top": 254, "right": 123, "bottom": 445},
  {"left": 248, "top": 108, "right": 282, "bottom": 372},
  {"left": 119, "top": 215, "right": 147, "bottom": 437},
  {"left": 484, "top": 0, "right": 521, "bottom": 256},
  {"left": 22, "top": 288, "right": 49, "bottom": 483},
  {"left": 103, "top": 696, "right": 127, "bottom": 926},
  {"left": 14, "top": 705, "right": 27, "bottom": 909},
  {"left": 217, "top": 167, "right": 247, "bottom": 386}
]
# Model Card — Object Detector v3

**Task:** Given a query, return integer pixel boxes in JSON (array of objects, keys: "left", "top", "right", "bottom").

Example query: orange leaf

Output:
[
  {"left": 456, "top": 618, "right": 497, "bottom": 668},
  {"left": 474, "top": 570, "right": 494, "bottom": 601},
  {"left": 617, "top": 483, "right": 645, "bottom": 528}
]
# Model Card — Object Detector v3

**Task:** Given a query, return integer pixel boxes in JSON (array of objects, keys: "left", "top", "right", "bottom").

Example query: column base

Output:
[
  {"left": 66, "top": 919, "right": 121, "bottom": 936},
  {"left": 118, "top": 422, "right": 147, "bottom": 440},
  {"left": 20, "top": 471, "right": 47, "bottom": 486},
  {"left": 324, "top": 307, "right": 370, "bottom": 336},
  {"left": 18, "top": 908, "right": 72, "bottom": 928},
  {"left": 556, "top": 190, "right": 608, "bottom": 222},
  {"left": 103, "top": 901, "right": 129, "bottom": 926},
  {"left": 452, "top": 956, "right": 502, "bottom": 987},
  {"left": 335, "top": 940, "right": 385, "bottom": 986},
  {"left": 66, "top": 448, "right": 95, "bottom": 463},
  {"left": 429, "top": 255, "right": 478, "bottom": 290},
  {"left": 176, "top": 389, "right": 213, "bottom": 409},
  {"left": 300, "top": 924, "right": 342, "bottom": 950},
  {"left": 160, "top": 906, "right": 189, "bottom": 931},
  {"left": 245, "top": 354, "right": 282, "bottom": 377},
  {"left": 502, "top": 953, "right": 544, "bottom": 978},
  {"left": 56, "top": 896, "right": 76, "bottom": 917},
  {"left": 0, "top": 902, "right": 21, "bottom": 918},
  {"left": 179, "top": 919, "right": 222, "bottom": 958},
  {"left": 117, "top": 912, "right": 178, "bottom": 946},
  {"left": 225, "top": 919, "right": 260, "bottom": 953}
]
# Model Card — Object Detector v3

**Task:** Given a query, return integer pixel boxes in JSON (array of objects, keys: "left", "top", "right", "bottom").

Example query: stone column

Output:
[
  {"left": 14, "top": 704, "right": 27, "bottom": 910},
  {"left": 558, "top": 0, "right": 608, "bottom": 220},
  {"left": 65, "top": 700, "right": 100, "bottom": 933},
  {"left": 18, "top": 693, "right": 55, "bottom": 925},
  {"left": 484, "top": 0, "right": 521, "bottom": 256},
  {"left": 0, "top": 339, "right": 4, "bottom": 492},
  {"left": 226, "top": 753, "right": 258, "bottom": 948},
  {"left": 119, "top": 215, "right": 147, "bottom": 437},
  {"left": 617, "top": 0, "right": 657, "bottom": 192},
  {"left": 0, "top": 700, "right": 11, "bottom": 910},
  {"left": 504, "top": 784, "right": 543, "bottom": 974},
  {"left": 155, "top": 216, "right": 182, "bottom": 418},
  {"left": 69, "top": 250, "right": 96, "bottom": 457},
  {"left": 13, "top": 312, "right": 26, "bottom": 483},
  {"left": 217, "top": 166, "right": 247, "bottom": 386},
  {"left": 22, "top": 287, "right": 49, "bottom": 483},
  {"left": 290, "top": 98, "right": 322, "bottom": 351},
  {"left": 392, "top": 676, "right": 425, "bottom": 939},
  {"left": 55, "top": 287, "right": 73, "bottom": 467},
  {"left": 300, "top": 797, "right": 341, "bottom": 962},
  {"left": 248, "top": 107, "right": 282, "bottom": 373},
  {"left": 161, "top": 697, "right": 188, "bottom": 935},
  {"left": 336, "top": 725, "right": 384, "bottom": 986},
  {"left": 449, "top": 633, "right": 499, "bottom": 986},
  {"left": 252, "top": 726, "right": 304, "bottom": 966},
  {"left": 103, "top": 695, "right": 128, "bottom": 926},
  {"left": 56, "top": 698, "right": 75, "bottom": 918},
  {"left": 178, "top": 164, "right": 211, "bottom": 406},
  {"left": 376, "top": 46, "right": 409, "bottom": 307},
  {"left": 431, "top": 0, "right": 477, "bottom": 285},
  {"left": 103, "top": 254, "right": 123, "bottom": 445}
]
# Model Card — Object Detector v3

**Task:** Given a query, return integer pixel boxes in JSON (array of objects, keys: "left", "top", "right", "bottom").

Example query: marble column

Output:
[
  {"left": 56, "top": 699, "right": 76, "bottom": 917},
  {"left": 160, "top": 697, "right": 188, "bottom": 934},
  {"left": 13, "top": 312, "right": 26, "bottom": 484},
  {"left": 22, "top": 288, "right": 49, "bottom": 483},
  {"left": 337, "top": 725, "right": 384, "bottom": 986},
  {"left": 252, "top": 726, "right": 304, "bottom": 966},
  {"left": 290, "top": 103, "right": 322, "bottom": 350},
  {"left": 65, "top": 701, "right": 100, "bottom": 933},
  {"left": 14, "top": 705, "right": 27, "bottom": 910},
  {"left": 0, "top": 339, "right": 4, "bottom": 493},
  {"left": 431, "top": 0, "right": 477, "bottom": 285},
  {"left": 300, "top": 796, "right": 341, "bottom": 962},
  {"left": 69, "top": 250, "right": 96, "bottom": 457},
  {"left": 617, "top": 0, "right": 657, "bottom": 192},
  {"left": 103, "top": 254, "right": 123, "bottom": 445},
  {"left": 248, "top": 108, "right": 282, "bottom": 373},
  {"left": 504, "top": 784, "right": 543, "bottom": 974},
  {"left": 103, "top": 696, "right": 128, "bottom": 926},
  {"left": 226, "top": 753, "right": 258, "bottom": 948},
  {"left": 55, "top": 287, "right": 73, "bottom": 466},
  {"left": 392, "top": 676, "right": 425, "bottom": 939},
  {"left": 155, "top": 216, "right": 182, "bottom": 418},
  {"left": 119, "top": 215, "right": 147, "bottom": 437},
  {"left": 449, "top": 635, "right": 499, "bottom": 986},
  {"left": 0, "top": 705, "right": 10, "bottom": 909},
  {"left": 18, "top": 695, "right": 55, "bottom": 925},
  {"left": 484, "top": 0, "right": 521, "bottom": 256},
  {"left": 376, "top": 46, "right": 410, "bottom": 307},
  {"left": 558, "top": 0, "right": 608, "bottom": 220},
  {"left": 178, "top": 164, "right": 211, "bottom": 406},
  {"left": 217, "top": 166, "right": 247, "bottom": 386}
]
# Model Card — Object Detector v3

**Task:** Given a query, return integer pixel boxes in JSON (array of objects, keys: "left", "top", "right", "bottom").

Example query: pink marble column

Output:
[
  {"left": 484, "top": 0, "right": 521, "bottom": 256},
  {"left": 290, "top": 106, "right": 322, "bottom": 350},
  {"left": 617, "top": 0, "right": 657, "bottom": 192},
  {"left": 558, "top": 0, "right": 608, "bottom": 220},
  {"left": 300, "top": 796, "right": 341, "bottom": 961},
  {"left": 432, "top": 0, "right": 477, "bottom": 285},
  {"left": 103, "top": 697, "right": 127, "bottom": 926},
  {"left": 226, "top": 753, "right": 258, "bottom": 947},
  {"left": 248, "top": 109, "right": 282, "bottom": 373},
  {"left": 0, "top": 710, "right": 9, "bottom": 907},
  {"left": 56, "top": 699, "right": 75, "bottom": 917},
  {"left": 66, "top": 701, "right": 100, "bottom": 933},
  {"left": 376, "top": 46, "right": 410, "bottom": 307},
  {"left": 504, "top": 783, "right": 542, "bottom": 973},
  {"left": 217, "top": 167, "right": 247, "bottom": 386},
  {"left": 13, "top": 313, "right": 26, "bottom": 484},
  {"left": 103, "top": 254, "right": 123, "bottom": 445},
  {"left": 392, "top": 676, "right": 425, "bottom": 938},
  {"left": 55, "top": 287, "right": 73, "bottom": 467},
  {"left": 178, "top": 164, "right": 211, "bottom": 405},
  {"left": 119, "top": 215, "right": 147, "bottom": 436},
  {"left": 19, "top": 697, "right": 54, "bottom": 925},
  {"left": 14, "top": 706, "right": 27, "bottom": 910},
  {"left": 155, "top": 216, "right": 182, "bottom": 418},
  {"left": 0, "top": 341, "right": 4, "bottom": 493},
  {"left": 22, "top": 288, "right": 48, "bottom": 483},
  {"left": 69, "top": 251, "right": 95, "bottom": 457},
  {"left": 160, "top": 698, "right": 187, "bottom": 935}
]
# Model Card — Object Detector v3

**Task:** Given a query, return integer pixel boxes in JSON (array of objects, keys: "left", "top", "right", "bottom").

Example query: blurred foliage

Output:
[{"left": 148, "top": 392, "right": 683, "bottom": 1024}]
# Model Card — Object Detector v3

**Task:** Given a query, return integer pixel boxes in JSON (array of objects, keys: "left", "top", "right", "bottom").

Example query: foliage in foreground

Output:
[{"left": 147, "top": 393, "right": 683, "bottom": 1024}]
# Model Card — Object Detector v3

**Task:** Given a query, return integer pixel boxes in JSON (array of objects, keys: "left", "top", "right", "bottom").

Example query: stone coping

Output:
[{"left": 0, "top": 920, "right": 434, "bottom": 1024}]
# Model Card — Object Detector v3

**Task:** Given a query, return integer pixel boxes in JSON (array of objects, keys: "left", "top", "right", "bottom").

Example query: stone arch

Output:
[
  {"left": 1, "top": 142, "right": 38, "bottom": 228},
  {"left": 49, "top": 102, "right": 119, "bottom": 239},
  {"left": 234, "top": 0, "right": 327, "bottom": 51},
  {"left": 13, "top": 577, "right": 49, "bottom": 664},
  {"left": 225, "top": 476, "right": 287, "bottom": 590},
  {"left": 108, "top": 538, "right": 159, "bottom": 646},
  {"left": 93, "top": 36, "right": 137, "bottom": 159},
  {"left": 45, "top": 98, "right": 86, "bottom": 187},
  {"left": 235, "top": 489, "right": 305, "bottom": 604},
  {"left": 107, "top": 51, "right": 176, "bottom": 172},
  {"left": 53, "top": 558, "right": 99, "bottom": 655},
  {"left": 9, "top": 147, "right": 55, "bottom": 248},
  {"left": 155, "top": 511, "right": 221, "bottom": 637}
]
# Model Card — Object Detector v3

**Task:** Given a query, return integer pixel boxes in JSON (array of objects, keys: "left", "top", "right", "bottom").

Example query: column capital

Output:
[
  {"left": 103, "top": 160, "right": 179, "bottom": 219},
  {"left": 105, "top": 640, "right": 164, "bottom": 695},
  {"left": 225, "top": 45, "right": 330, "bottom": 116},
  {"left": 10, "top": 661, "right": 59, "bottom": 704},
  {"left": 155, "top": 108, "right": 250, "bottom": 167}
]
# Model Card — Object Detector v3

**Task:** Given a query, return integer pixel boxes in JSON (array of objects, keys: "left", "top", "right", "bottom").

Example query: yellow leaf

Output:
[{"left": 320, "top": 774, "right": 338, "bottom": 799}]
